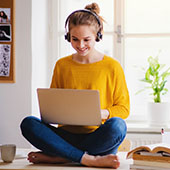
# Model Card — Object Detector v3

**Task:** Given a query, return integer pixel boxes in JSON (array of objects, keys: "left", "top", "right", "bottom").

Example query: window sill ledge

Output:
[{"left": 126, "top": 122, "right": 170, "bottom": 134}]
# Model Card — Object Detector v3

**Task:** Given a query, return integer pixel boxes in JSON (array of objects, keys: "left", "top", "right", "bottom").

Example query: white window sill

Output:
[{"left": 126, "top": 122, "right": 170, "bottom": 133}]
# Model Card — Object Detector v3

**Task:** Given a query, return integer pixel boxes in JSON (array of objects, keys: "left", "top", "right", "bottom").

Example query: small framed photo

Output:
[
  {"left": 0, "top": 25, "right": 11, "bottom": 42},
  {"left": 0, "top": 8, "right": 10, "bottom": 23},
  {"left": 0, "top": 44, "right": 11, "bottom": 77}
]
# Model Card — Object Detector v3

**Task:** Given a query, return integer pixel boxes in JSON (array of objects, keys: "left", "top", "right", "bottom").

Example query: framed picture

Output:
[
  {"left": 0, "top": 25, "right": 11, "bottom": 42},
  {"left": 0, "top": 8, "right": 10, "bottom": 23},
  {"left": 0, "top": 44, "right": 11, "bottom": 77},
  {"left": 0, "top": 0, "right": 15, "bottom": 83}
]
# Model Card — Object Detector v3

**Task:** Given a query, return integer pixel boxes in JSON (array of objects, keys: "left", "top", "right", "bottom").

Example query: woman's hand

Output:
[{"left": 101, "top": 109, "right": 110, "bottom": 120}]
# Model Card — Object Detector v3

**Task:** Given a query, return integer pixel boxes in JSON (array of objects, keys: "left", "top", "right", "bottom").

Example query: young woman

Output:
[{"left": 20, "top": 3, "right": 130, "bottom": 169}]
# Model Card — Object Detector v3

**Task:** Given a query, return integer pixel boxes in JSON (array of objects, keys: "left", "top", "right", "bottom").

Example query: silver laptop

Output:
[{"left": 37, "top": 88, "right": 102, "bottom": 126}]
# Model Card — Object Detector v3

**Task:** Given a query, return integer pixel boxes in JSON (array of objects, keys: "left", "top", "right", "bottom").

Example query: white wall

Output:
[
  {"left": 32, "top": 0, "right": 49, "bottom": 117},
  {"left": 0, "top": 0, "right": 32, "bottom": 148},
  {"left": 0, "top": 0, "right": 49, "bottom": 148}
]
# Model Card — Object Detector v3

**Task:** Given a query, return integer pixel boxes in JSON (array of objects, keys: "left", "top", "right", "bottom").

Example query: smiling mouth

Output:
[{"left": 77, "top": 48, "right": 88, "bottom": 53}]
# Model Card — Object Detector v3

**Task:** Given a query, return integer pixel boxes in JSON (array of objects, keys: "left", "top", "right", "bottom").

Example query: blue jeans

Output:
[{"left": 20, "top": 116, "right": 127, "bottom": 163}]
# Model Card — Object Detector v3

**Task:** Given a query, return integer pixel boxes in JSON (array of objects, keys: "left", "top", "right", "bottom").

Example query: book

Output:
[
  {"left": 132, "top": 152, "right": 170, "bottom": 163},
  {"left": 130, "top": 163, "right": 170, "bottom": 170},
  {"left": 127, "top": 143, "right": 170, "bottom": 160},
  {"left": 133, "top": 160, "right": 170, "bottom": 169},
  {"left": 128, "top": 143, "right": 170, "bottom": 169}
]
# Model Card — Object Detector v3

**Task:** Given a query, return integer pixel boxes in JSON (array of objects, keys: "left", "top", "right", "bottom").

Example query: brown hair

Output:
[{"left": 68, "top": 3, "right": 104, "bottom": 34}]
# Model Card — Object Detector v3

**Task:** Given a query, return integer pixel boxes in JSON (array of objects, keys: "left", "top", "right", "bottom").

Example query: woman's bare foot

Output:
[
  {"left": 27, "top": 152, "right": 71, "bottom": 164},
  {"left": 81, "top": 153, "right": 120, "bottom": 169}
]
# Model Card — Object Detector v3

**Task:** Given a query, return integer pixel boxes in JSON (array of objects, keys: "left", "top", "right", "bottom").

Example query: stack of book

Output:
[{"left": 126, "top": 143, "right": 170, "bottom": 170}]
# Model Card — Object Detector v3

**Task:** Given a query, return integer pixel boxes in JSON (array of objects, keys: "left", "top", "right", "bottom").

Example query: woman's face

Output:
[{"left": 70, "top": 25, "right": 96, "bottom": 57}]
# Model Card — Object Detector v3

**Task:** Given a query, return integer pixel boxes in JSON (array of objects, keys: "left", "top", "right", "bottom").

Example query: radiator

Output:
[{"left": 126, "top": 133, "right": 162, "bottom": 149}]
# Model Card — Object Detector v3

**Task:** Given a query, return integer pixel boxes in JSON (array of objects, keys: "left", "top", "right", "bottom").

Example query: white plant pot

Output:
[{"left": 147, "top": 102, "right": 170, "bottom": 127}]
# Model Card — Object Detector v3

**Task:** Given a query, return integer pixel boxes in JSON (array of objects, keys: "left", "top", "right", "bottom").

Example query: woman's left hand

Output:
[{"left": 101, "top": 109, "right": 110, "bottom": 120}]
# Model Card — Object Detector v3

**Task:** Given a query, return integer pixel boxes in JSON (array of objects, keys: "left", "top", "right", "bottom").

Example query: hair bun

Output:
[{"left": 85, "top": 3, "right": 100, "bottom": 15}]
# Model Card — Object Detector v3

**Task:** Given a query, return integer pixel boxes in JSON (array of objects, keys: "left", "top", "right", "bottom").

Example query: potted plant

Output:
[{"left": 137, "top": 55, "right": 170, "bottom": 126}]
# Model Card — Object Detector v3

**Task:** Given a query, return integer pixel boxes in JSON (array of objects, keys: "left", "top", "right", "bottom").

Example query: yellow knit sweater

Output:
[{"left": 50, "top": 55, "right": 130, "bottom": 133}]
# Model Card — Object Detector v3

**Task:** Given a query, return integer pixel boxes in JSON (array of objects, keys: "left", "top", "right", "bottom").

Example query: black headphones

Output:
[{"left": 64, "top": 9, "right": 103, "bottom": 42}]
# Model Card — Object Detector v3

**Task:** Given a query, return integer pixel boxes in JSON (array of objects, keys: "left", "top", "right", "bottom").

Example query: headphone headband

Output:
[
  {"left": 65, "top": 9, "right": 101, "bottom": 29},
  {"left": 64, "top": 9, "right": 103, "bottom": 42}
]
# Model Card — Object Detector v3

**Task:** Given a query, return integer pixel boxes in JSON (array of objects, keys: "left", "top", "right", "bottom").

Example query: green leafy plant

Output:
[{"left": 137, "top": 55, "right": 170, "bottom": 103}]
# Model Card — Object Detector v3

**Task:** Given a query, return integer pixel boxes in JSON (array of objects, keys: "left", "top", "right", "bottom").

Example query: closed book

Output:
[
  {"left": 133, "top": 160, "right": 170, "bottom": 169},
  {"left": 132, "top": 153, "right": 170, "bottom": 163},
  {"left": 130, "top": 164, "right": 170, "bottom": 170}
]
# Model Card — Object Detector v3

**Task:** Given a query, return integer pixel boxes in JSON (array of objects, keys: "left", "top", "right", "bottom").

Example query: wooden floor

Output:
[{"left": 0, "top": 149, "right": 132, "bottom": 170}]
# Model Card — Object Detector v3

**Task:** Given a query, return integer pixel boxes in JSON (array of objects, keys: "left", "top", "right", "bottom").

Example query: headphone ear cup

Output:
[
  {"left": 65, "top": 33, "right": 71, "bottom": 42},
  {"left": 96, "top": 32, "right": 102, "bottom": 42},
  {"left": 96, "top": 37, "right": 100, "bottom": 42}
]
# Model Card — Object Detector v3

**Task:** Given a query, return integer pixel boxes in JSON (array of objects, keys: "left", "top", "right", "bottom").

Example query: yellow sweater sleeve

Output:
[
  {"left": 107, "top": 63, "right": 130, "bottom": 119},
  {"left": 50, "top": 61, "right": 59, "bottom": 88}
]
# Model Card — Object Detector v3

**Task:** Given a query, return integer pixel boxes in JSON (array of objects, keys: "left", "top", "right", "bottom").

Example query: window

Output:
[
  {"left": 49, "top": 0, "right": 170, "bottom": 122},
  {"left": 123, "top": 0, "right": 170, "bottom": 121}
]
